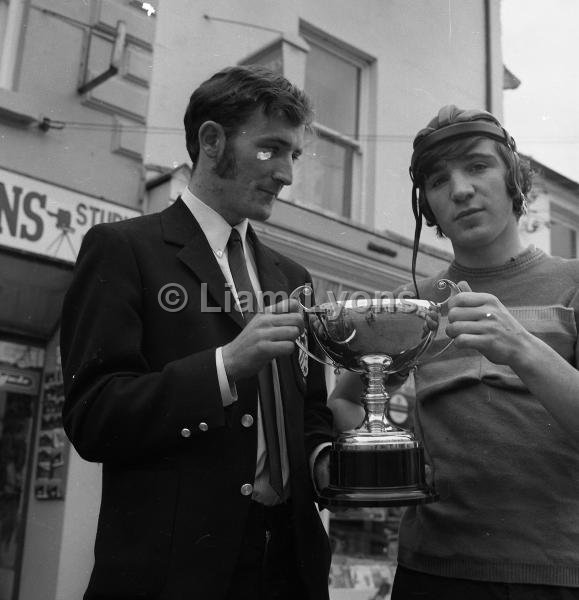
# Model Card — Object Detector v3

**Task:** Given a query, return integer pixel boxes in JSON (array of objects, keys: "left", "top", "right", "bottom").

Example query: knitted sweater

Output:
[{"left": 397, "top": 246, "right": 579, "bottom": 586}]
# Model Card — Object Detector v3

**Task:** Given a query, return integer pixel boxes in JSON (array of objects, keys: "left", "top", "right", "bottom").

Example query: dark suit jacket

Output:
[{"left": 60, "top": 198, "right": 333, "bottom": 600}]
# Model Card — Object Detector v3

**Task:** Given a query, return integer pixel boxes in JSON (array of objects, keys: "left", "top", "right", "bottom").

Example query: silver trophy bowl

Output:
[{"left": 292, "top": 280, "right": 460, "bottom": 508}]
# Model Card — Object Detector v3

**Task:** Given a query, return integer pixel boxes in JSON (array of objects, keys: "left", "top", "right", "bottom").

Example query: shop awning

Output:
[{"left": 0, "top": 249, "right": 72, "bottom": 341}]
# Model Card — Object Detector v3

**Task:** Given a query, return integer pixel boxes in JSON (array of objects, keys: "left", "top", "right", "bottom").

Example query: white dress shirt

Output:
[{"left": 180, "top": 187, "right": 289, "bottom": 505}]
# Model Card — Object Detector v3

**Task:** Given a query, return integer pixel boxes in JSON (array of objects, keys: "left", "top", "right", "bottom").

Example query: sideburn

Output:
[{"left": 214, "top": 143, "right": 237, "bottom": 179}]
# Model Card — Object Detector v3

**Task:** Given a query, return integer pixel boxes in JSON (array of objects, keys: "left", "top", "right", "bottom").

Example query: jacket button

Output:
[
  {"left": 241, "top": 414, "right": 254, "bottom": 428},
  {"left": 180, "top": 428, "right": 191, "bottom": 438},
  {"left": 240, "top": 483, "right": 253, "bottom": 496},
  {"left": 198, "top": 422, "right": 208, "bottom": 432}
]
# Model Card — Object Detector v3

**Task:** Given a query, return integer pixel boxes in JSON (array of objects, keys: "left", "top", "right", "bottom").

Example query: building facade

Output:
[
  {"left": 0, "top": 0, "right": 536, "bottom": 598},
  {"left": 0, "top": 1, "right": 154, "bottom": 598}
]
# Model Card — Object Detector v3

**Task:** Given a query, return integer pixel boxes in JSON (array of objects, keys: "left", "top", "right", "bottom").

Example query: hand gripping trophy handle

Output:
[
  {"left": 289, "top": 284, "right": 341, "bottom": 370},
  {"left": 426, "top": 278, "right": 462, "bottom": 359}
]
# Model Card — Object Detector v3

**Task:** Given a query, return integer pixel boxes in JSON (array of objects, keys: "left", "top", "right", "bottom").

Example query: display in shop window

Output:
[{"left": 34, "top": 370, "right": 66, "bottom": 500}]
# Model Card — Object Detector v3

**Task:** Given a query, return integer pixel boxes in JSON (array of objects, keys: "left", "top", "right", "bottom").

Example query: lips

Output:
[
  {"left": 258, "top": 187, "right": 280, "bottom": 199},
  {"left": 455, "top": 208, "right": 483, "bottom": 221}
]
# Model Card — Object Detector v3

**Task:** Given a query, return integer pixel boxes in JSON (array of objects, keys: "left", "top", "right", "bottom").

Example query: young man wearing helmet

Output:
[{"left": 329, "top": 106, "right": 579, "bottom": 599}]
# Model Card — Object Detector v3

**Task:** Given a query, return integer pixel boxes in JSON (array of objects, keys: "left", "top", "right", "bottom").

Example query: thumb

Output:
[{"left": 457, "top": 280, "right": 472, "bottom": 293}]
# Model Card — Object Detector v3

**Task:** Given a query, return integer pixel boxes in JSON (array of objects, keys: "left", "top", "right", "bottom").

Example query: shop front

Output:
[{"left": 0, "top": 166, "right": 140, "bottom": 600}]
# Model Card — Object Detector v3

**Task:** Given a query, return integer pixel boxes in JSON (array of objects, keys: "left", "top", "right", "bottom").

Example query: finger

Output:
[
  {"left": 446, "top": 320, "right": 494, "bottom": 338},
  {"left": 252, "top": 310, "right": 304, "bottom": 329},
  {"left": 450, "top": 332, "right": 492, "bottom": 352},
  {"left": 266, "top": 298, "right": 300, "bottom": 314},
  {"left": 262, "top": 339, "right": 300, "bottom": 356},
  {"left": 276, "top": 324, "right": 305, "bottom": 341},
  {"left": 457, "top": 280, "right": 472, "bottom": 293},
  {"left": 447, "top": 306, "right": 495, "bottom": 323},
  {"left": 448, "top": 291, "right": 496, "bottom": 309},
  {"left": 257, "top": 325, "right": 305, "bottom": 342},
  {"left": 269, "top": 312, "right": 305, "bottom": 329}
]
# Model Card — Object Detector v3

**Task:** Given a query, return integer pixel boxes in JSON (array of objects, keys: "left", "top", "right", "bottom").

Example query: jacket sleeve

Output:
[{"left": 60, "top": 225, "right": 229, "bottom": 464}]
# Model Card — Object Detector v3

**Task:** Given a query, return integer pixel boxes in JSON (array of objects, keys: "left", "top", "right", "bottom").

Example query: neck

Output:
[
  {"left": 187, "top": 177, "right": 238, "bottom": 226},
  {"left": 451, "top": 224, "right": 525, "bottom": 269}
]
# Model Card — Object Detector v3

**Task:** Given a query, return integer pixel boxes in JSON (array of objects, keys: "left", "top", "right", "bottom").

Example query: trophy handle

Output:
[
  {"left": 290, "top": 284, "right": 340, "bottom": 369},
  {"left": 289, "top": 283, "right": 317, "bottom": 312},
  {"left": 429, "top": 279, "right": 462, "bottom": 359}
]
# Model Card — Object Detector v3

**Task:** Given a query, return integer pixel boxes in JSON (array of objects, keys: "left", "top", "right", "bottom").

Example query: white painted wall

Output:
[{"left": 146, "top": 0, "right": 502, "bottom": 249}]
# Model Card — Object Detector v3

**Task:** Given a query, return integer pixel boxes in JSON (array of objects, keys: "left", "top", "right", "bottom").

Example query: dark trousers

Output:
[
  {"left": 392, "top": 565, "right": 579, "bottom": 600},
  {"left": 225, "top": 500, "right": 308, "bottom": 600}
]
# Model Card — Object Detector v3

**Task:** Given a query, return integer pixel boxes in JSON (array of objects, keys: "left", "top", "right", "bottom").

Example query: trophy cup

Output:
[{"left": 291, "top": 280, "right": 460, "bottom": 508}]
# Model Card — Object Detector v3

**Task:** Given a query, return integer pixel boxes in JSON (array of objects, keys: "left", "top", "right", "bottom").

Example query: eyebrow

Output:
[
  {"left": 427, "top": 151, "right": 499, "bottom": 175},
  {"left": 462, "top": 151, "right": 499, "bottom": 162}
]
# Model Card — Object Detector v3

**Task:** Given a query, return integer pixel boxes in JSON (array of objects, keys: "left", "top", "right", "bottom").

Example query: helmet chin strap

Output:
[{"left": 411, "top": 183, "right": 422, "bottom": 299}]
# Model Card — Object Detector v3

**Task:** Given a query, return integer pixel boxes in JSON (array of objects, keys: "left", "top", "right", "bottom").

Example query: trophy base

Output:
[
  {"left": 318, "top": 485, "right": 438, "bottom": 508},
  {"left": 318, "top": 429, "right": 438, "bottom": 508}
]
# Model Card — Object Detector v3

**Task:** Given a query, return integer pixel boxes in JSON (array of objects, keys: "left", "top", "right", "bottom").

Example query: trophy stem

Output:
[{"left": 360, "top": 355, "right": 395, "bottom": 433}]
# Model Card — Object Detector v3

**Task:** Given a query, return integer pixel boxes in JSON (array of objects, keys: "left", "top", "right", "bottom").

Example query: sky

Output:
[{"left": 501, "top": 0, "right": 579, "bottom": 182}]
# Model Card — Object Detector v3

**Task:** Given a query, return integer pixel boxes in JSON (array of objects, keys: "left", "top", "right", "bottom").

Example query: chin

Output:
[
  {"left": 256, "top": 201, "right": 275, "bottom": 221},
  {"left": 250, "top": 208, "right": 273, "bottom": 222}
]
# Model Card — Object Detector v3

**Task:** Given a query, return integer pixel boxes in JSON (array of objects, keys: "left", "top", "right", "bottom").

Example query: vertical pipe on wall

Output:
[
  {"left": 0, "top": 0, "right": 28, "bottom": 90},
  {"left": 484, "top": 0, "right": 493, "bottom": 112}
]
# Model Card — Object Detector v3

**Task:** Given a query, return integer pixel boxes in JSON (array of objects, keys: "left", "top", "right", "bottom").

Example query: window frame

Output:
[
  {"left": 299, "top": 22, "right": 374, "bottom": 221},
  {"left": 550, "top": 202, "right": 579, "bottom": 259}
]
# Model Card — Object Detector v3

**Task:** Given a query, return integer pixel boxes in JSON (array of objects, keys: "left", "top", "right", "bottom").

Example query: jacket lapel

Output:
[
  {"left": 161, "top": 201, "right": 291, "bottom": 328},
  {"left": 161, "top": 198, "right": 244, "bottom": 328}
]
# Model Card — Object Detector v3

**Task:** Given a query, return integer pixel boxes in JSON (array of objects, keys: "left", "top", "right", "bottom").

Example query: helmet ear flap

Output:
[{"left": 418, "top": 188, "right": 437, "bottom": 227}]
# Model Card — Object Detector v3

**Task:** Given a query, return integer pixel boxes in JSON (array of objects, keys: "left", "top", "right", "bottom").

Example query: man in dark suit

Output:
[{"left": 61, "top": 65, "right": 334, "bottom": 600}]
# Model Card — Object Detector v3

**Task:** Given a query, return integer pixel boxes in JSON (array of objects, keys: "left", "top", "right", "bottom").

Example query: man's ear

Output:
[{"left": 198, "top": 121, "right": 226, "bottom": 161}]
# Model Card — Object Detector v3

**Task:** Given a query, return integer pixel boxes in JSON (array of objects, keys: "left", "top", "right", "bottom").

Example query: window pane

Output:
[
  {"left": 550, "top": 221, "right": 577, "bottom": 258},
  {"left": 293, "top": 133, "right": 352, "bottom": 216},
  {"left": 0, "top": 3, "right": 9, "bottom": 78},
  {"left": 305, "top": 43, "right": 359, "bottom": 136}
]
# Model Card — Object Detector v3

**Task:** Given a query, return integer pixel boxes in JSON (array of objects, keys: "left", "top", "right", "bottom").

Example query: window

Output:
[
  {"left": 294, "top": 24, "right": 373, "bottom": 218},
  {"left": 551, "top": 221, "right": 577, "bottom": 258},
  {"left": 550, "top": 203, "right": 578, "bottom": 259}
]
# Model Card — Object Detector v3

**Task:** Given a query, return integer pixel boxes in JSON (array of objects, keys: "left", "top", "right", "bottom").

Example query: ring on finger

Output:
[{"left": 484, "top": 312, "right": 494, "bottom": 320}]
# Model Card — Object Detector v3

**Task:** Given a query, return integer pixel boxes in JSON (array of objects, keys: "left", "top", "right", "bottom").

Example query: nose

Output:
[
  {"left": 449, "top": 170, "right": 474, "bottom": 203},
  {"left": 271, "top": 155, "right": 293, "bottom": 187}
]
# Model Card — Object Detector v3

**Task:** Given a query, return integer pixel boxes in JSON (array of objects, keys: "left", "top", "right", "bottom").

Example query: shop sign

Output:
[
  {"left": 0, "top": 366, "right": 40, "bottom": 394},
  {"left": 0, "top": 168, "right": 141, "bottom": 263},
  {"left": 388, "top": 393, "right": 409, "bottom": 425}
]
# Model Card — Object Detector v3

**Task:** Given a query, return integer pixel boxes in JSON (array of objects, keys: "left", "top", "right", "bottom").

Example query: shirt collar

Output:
[{"left": 180, "top": 186, "right": 249, "bottom": 258}]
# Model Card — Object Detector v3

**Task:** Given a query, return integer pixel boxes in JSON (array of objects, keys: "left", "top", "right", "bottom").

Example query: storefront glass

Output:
[{"left": 0, "top": 341, "right": 44, "bottom": 600}]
